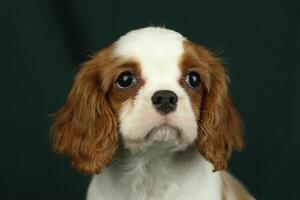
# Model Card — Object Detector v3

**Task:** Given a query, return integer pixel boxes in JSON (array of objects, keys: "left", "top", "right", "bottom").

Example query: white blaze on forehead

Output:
[{"left": 115, "top": 27, "right": 186, "bottom": 91}]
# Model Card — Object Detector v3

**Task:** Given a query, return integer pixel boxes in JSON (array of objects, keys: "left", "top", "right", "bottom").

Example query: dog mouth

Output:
[
  {"left": 145, "top": 124, "right": 182, "bottom": 142},
  {"left": 122, "top": 122, "right": 195, "bottom": 152}
]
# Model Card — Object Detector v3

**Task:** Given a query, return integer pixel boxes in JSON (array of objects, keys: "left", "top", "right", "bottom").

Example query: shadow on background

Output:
[{"left": 1, "top": 0, "right": 299, "bottom": 199}]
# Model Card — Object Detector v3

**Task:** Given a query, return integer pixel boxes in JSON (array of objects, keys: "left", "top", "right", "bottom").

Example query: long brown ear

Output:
[
  {"left": 193, "top": 44, "right": 243, "bottom": 171},
  {"left": 51, "top": 50, "right": 118, "bottom": 174}
]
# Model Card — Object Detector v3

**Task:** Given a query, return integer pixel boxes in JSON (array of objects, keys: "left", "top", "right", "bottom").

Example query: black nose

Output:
[{"left": 151, "top": 90, "right": 178, "bottom": 114}]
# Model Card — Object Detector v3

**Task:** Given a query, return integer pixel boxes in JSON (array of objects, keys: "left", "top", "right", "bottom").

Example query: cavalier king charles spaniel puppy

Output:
[{"left": 52, "top": 27, "right": 254, "bottom": 200}]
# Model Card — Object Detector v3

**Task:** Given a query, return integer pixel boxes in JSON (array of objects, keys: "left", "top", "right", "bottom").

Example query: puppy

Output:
[{"left": 52, "top": 27, "right": 253, "bottom": 200}]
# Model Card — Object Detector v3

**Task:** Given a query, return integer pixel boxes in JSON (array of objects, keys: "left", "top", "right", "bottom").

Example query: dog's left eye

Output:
[
  {"left": 185, "top": 71, "right": 201, "bottom": 88},
  {"left": 116, "top": 71, "right": 137, "bottom": 89}
]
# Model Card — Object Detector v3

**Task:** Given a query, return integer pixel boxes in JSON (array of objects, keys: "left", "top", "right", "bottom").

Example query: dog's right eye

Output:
[{"left": 116, "top": 71, "right": 137, "bottom": 89}]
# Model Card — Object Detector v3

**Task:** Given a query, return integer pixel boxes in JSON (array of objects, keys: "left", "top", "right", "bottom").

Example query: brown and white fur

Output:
[{"left": 51, "top": 27, "right": 254, "bottom": 200}]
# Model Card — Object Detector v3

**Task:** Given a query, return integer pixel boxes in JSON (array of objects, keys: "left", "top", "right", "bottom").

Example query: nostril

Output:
[
  {"left": 169, "top": 95, "right": 178, "bottom": 105},
  {"left": 156, "top": 96, "right": 162, "bottom": 104},
  {"left": 152, "top": 95, "right": 162, "bottom": 105}
]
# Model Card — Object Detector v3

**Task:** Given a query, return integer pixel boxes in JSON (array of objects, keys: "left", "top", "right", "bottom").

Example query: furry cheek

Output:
[{"left": 118, "top": 87, "right": 165, "bottom": 149}]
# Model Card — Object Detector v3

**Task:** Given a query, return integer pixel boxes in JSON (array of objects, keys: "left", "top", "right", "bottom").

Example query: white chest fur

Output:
[{"left": 87, "top": 145, "right": 222, "bottom": 200}]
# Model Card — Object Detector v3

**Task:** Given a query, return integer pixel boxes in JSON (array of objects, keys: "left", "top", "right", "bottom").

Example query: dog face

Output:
[{"left": 51, "top": 27, "right": 243, "bottom": 174}]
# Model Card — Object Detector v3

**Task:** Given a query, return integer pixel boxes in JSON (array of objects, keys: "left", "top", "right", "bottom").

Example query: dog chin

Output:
[
  {"left": 145, "top": 124, "right": 180, "bottom": 142},
  {"left": 124, "top": 124, "right": 190, "bottom": 152}
]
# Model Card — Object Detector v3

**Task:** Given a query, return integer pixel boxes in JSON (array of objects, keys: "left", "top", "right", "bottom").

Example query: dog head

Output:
[{"left": 51, "top": 27, "right": 243, "bottom": 174}]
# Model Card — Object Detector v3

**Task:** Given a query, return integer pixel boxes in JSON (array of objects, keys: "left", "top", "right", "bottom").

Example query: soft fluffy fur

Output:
[{"left": 52, "top": 27, "right": 253, "bottom": 200}]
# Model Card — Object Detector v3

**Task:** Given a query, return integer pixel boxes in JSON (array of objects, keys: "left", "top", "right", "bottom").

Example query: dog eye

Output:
[
  {"left": 185, "top": 71, "right": 201, "bottom": 88},
  {"left": 116, "top": 71, "right": 137, "bottom": 89}
]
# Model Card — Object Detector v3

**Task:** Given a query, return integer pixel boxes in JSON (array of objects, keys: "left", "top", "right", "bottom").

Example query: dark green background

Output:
[{"left": 1, "top": 0, "right": 299, "bottom": 199}]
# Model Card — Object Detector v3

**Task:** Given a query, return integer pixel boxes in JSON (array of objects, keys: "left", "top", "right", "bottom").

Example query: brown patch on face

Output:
[
  {"left": 179, "top": 41, "right": 213, "bottom": 119},
  {"left": 106, "top": 61, "right": 144, "bottom": 114},
  {"left": 51, "top": 44, "right": 144, "bottom": 175},
  {"left": 180, "top": 41, "right": 243, "bottom": 171}
]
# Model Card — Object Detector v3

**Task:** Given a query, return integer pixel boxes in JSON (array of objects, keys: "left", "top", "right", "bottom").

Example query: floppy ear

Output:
[
  {"left": 51, "top": 50, "right": 118, "bottom": 174},
  {"left": 194, "top": 44, "right": 243, "bottom": 171}
]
